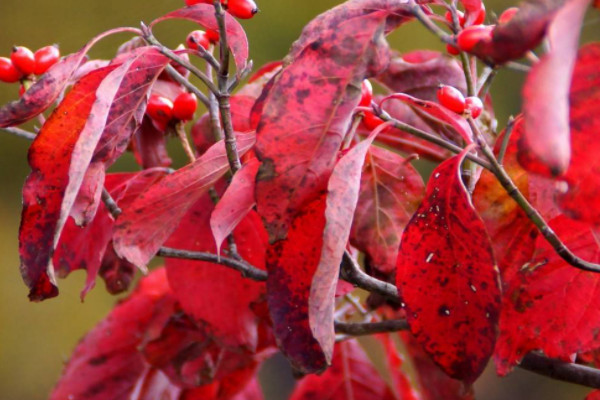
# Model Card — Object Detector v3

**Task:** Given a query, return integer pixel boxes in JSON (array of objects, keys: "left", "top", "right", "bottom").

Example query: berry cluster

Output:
[
  {"left": 186, "top": 29, "right": 220, "bottom": 51},
  {"left": 437, "top": 85, "right": 483, "bottom": 118},
  {"left": 185, "top": 0, "right": 258, "bottom": 19},
  {"left": 446, "top": 6, "right": 519, "bottom": 55},
  {"left": 0, "top": 45, "right": 60, "bottom": 84},
  {"left": 146, "top": 92, "right": 198, "bottom": 131}
]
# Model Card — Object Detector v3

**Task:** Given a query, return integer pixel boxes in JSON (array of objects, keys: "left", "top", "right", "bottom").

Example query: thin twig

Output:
[
  {"left": 1, "top": 126, "right": 36, "bottom": 141},
  {"left": 157, "top": 247, "right": 267, "bottom": 281},
  {"left": 334, "top": 320, "right": 409, "bottom": 336},
  {"left": 469, "top": 117, "right": 600, "bottom": 273},
  {"left": 521, "top": 353, "right": 600, "bottom": 389},
  {"left": 497, "top": 116, "right": 515, "bottom": 165},
  {"left": 165, "top": 64, "right": 210, "bottom": 108},
  {"left": 340, "top": 251, "right": 399, "bottom": 299},
  {"left": 505, "top": 61, "right": 531, "bottom": 72},
  {"left": 460, "top": 52, "right": 476, "bottom": 97},
  {"left": 101, "top": 188, "right": 122, "bottom": 218},
  {"left": 175, "top": 122, "right": 197, "bottom": 163},
  {"left": 408, "top": 1, "right": 454, "bottom": 44},
  {"left": 477, "top": 67, "right": 497, "bottom": 99}
]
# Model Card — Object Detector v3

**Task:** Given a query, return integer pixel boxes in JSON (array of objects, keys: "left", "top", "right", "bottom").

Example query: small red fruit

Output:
[
  {"left": 456, "top": 25, "right": 494, "bottom": 53},
  {"left": 19, "top": 84, "right": 26, "bottom": 96},
  {"left": 186, "top": 30, "right": 211, "bottom": 51},
  {"left": 173, "top": 92, "right": 198, "bottom": 121},
  {"left": 465, "top": 3, "right": 486, "bottom": 26},
  {"left": 0, "top": 57, "right": 22, "bottom": 83},
  {"left": 437, "top": 85, "right": 466, "bottom": 114},
  {"left": 147, "top": 95, "right": 174, "bottom": 125},
  {"left": 465, "top": 96, "right": 483, "bottom": 118},
  {"left": 444, "top": 10, "right": 465, "bottom": 27},
  {"left": 33, "top": 45, "right": 60, "bottom": 75},
  {"left": 498, "top": 7, "right": 519, "bottom": 24},
  {"left": 359, "top": 79, "right": 373, "bottom": 108},
  {"left": 206, "top": 29, "right": 220, "bottom": 43},
  {"left": 227, "top": 0, "right": 258, "bottom": 19},
  {"left": 446, "top": 43, "right": 460, "bottom": 56},
  {"left": 11, "top": 46, "right": 36, "bottom": 76}
]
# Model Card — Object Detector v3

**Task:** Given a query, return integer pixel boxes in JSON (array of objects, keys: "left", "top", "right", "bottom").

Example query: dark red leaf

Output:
[
  {"left": 555, "top": 43, "right": 600, "bottom": 223},
  {"left": 166, "top": 195, "right": 268, "bottom": 349},
  {"left": 150, "top": 4, "right": 249, "bottom": 72},
  {"left": 0, "top": 28, "right": 136, "bottom": 127},
  {"left": 131, "top": 117, "right": 173, "bottom": 168},
  {"left": 113, "top": 132, "right": 255, "bottom": 268},
  {"left": 350, "top": 145, "right": 425, "bottom": 274},
  {"left": 468, "top": 0, "right": 567, "bottom": 65},
  {"left": 396, "top": 148, "right": 501, "bottom": 382},
  {"left": 97, "top": 242, "right": 137, "bottom": 295},
  {"left": 381, "top": 93, "right": 473, "bottom": 144},
  {"left": 266, "top": 195, "right": 328, "bottom": 374},
  {"left": 376, "top": 333, "right": 421, "bottom": 400},
  {"left": 519, "top": 0, "right": 590, "bottom": 176},
  {"left": 210, "top": 158, "right": 261, "bottom": 253},
  {"left": 50, "top": 268, "right": 177, "bottom": 400},
  {"left": 309, "top": 131, "right": 380, "bottom": 367},
  {"left": 495, "top": 216, "right": 600, "bottom": 375},
  {"left": 254, "top": 0, "right": 415, "bottom": 241},
  {"left": 376, "top": 50, "right": 467, "bottom": 101},
  {"left": 289, "top": 340, "right": 396, "bottom": 400}
]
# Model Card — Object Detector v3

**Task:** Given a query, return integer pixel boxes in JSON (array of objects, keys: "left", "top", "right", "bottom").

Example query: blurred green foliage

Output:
[{"left": 0, "top": 1, "right": 597, "bottom": 398}]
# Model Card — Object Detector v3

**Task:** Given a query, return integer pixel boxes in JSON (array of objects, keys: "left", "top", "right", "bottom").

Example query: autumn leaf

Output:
[
  {"left": 350, "top": 145, "right": 425, "bottom": 275},
  {"left": 396, "top": 148, "right": 501, "bottom": 382},
  {"left": 289, "top": 340, "right": 396, "bottom": 400},
  {"left": 113, "top": 132, "right": 255, "bottom": 269},
  {"left": 519, "top": 0, "right": 591, "bottom": 176},
  {"left": 150, "top": 4, "right": 249, "bottom": 72},
  {"left": 495, "top": 216, "right": 600, "bottom": 375}
]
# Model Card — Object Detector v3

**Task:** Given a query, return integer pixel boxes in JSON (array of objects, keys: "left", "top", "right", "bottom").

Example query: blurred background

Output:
[{"left": 0, "top": 0, "right": 597, "bottom": 399}]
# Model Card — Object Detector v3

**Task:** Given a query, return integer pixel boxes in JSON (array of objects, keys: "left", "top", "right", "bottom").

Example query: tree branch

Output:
[
  {"left": 408, "top": 1, "right": 454, "bottom": 44},
  {"left": 521, "top": 353, "right": 600, "bottom": 389},
  {"left": 340, "top": 251, "right": 399, "bottom": 299},
  {"left": 335, "top": 320, "right": 409, "bottom": 336},
  {"left": 1, "top": 126, "right": 36, "bottom": 141}
]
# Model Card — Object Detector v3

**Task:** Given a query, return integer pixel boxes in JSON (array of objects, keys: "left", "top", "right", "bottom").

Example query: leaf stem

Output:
[
  {"left": 408, "top": 1, "right": 454, "bottom": 44},
  {"left": 469, "top": 117, "right": 600, "bottom": 273},
  {"left": 0, "top": 126, "right": 36, "bottom": 141},
  {"left": 460, "top": 52, "right": 476, "bottom": 97},
  {"left": 175, "top": 122, "right": 197, "bottom": 163},
  {"left": 334, "top": 320, "right": 409, "bottom": 336},
  {"left": 164, "top": 64, "right": 210, "bottom": 108},
  {"left": 497, "top": 116, "right": 515, "bottom": 165}
]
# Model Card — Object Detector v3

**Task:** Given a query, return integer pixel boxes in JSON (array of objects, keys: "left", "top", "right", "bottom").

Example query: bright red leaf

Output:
[
  {"left": 210, "top": 158, "right": 261, "bottom": 253},
  {"left": 519, "top": 0, "right": 590, "bottom": 176},
  {"left": 555, "top": 43, "right": 600, "bottom": 224},
  {"left": 113, "top": 132, "right": 255, "bottom": 268},
  {"left": 254, "top": 0, "right": 415, "bottom": 241},
  {"left": 150, "top": 4, "right": 249, "bottom": 72},
  {"left": 350, "top": 145, "right": 425, "bottom": 274},
  {"left": 495, "top": 216, "right": 600, "bottom": 375},
  {"left": 289, "top": 340, "right": 396, "bottom": 400},
  {"left": 396, "top": 148, "right": 501, "bottom": 382}
]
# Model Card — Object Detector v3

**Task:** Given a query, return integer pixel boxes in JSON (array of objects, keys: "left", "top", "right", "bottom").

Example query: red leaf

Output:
[
  {"left": 289, "top": 340, "right": 396, "bottom": 400},
  {"left": 113, "top": 132, "right": 255, "bottom": 268},
  {"left": 309, "top": 131, "right": 381, "bottom": 367},
  {"left": 210, "top": 158, "right": 261, "bottom": 253},
  {"left": 19, "top": 66, "right": 115, "bottom": 301},
  {"left": 150, "top": 4, "right": 249, "bottom": 72},
  {"left": 381, "top": 93, "right": 473, "bottom": 144},
  {"left": 376, "top": 50, "right": 467, "bottom": 101},
  {"left": 266, "top": 195, "right": 329, "bottom": 374},
  {"left": 350, "top": 145, "right": 425, "bottom": 274},
  {"left": 555, "top": 43, "right": 600, "bottom": 224},
  {"left": 131, "top": 117, "right": 173, "bottom": 168},
  {"left": 495, "top": 216, "right": 600, "bottom": 375},
  {"left": 0, "top": 28, "right": 135, "bottom": 127},
  {"left": 254, "top": 0, "right": 414, "bottom": 241},
  {"left": 396, "top": 148, "right": 501, "bottom": 382},
  {"left": 50, "top": 268, "right": 177, "bottom": 400},
  {"left": 166, "top": 195, "right": 268, "bottom": 349},
  {"left": 519, "top": 0, "right": 590, "bottom": 176},
  {"left": 468, "top": 0, "right": 567, "bottom": 65}
]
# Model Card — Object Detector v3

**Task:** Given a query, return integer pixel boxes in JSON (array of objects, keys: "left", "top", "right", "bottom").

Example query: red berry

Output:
[
  {"left": 359, "top": 79, "right": 373, "bottom": 108},
  {"left": 11, "top": 46, "right": 36, "bottom": 76},
  {"left": 19, "top": 84, "right": 26, "bottom": 96},
  {"left": 498, "top": 7, "right": 519, "bottom": 24},
  {"left": 227, "top": 0, "right": 258, "bottom": 19},
  {"left": 437, "top": 85, "right": 466, "bottom": 114},
  {"left": 173, "top": 92, "right": 198, "bottom": 121},
  {"left": 446, "top": 43, "right": 460, "bottom": 56},
  {"left": 444, "top": 10, "right": 465, "bottom": 27},
  {"left": 362, "top": 111, "right": 384, "bottom": 131},
  {"left": 465, "top": 3, "right": 486, "bottom": 26},
  {"left": 186, "top": 30, "right": 211, "bottom": 51},
  {"left": 465, "top": 96, "right": 483, "bottom": 118},
  {"left": 206, "top": 29, "right": 220, "bottom": 43},
  {"left": 456, "top": 25, "right": 494, "bottom": 53},
  {"left": 147, "top": 95, "right": 174, "bottom": 125},
  {"left": 33, "top": 45, "right": 60, "bottom": 75},
  {"left": 0, "top": 57, "right": 22, "bottom": 83}
]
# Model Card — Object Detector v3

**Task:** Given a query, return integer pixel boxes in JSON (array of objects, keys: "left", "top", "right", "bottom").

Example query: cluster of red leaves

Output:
[{"left": 2, "top": 0, "right": 600, "bottom": 398}]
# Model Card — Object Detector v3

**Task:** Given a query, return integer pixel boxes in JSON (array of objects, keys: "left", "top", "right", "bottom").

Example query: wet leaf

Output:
[{"left": 396, "top": 148, "right": 501, "bottom": 382}]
